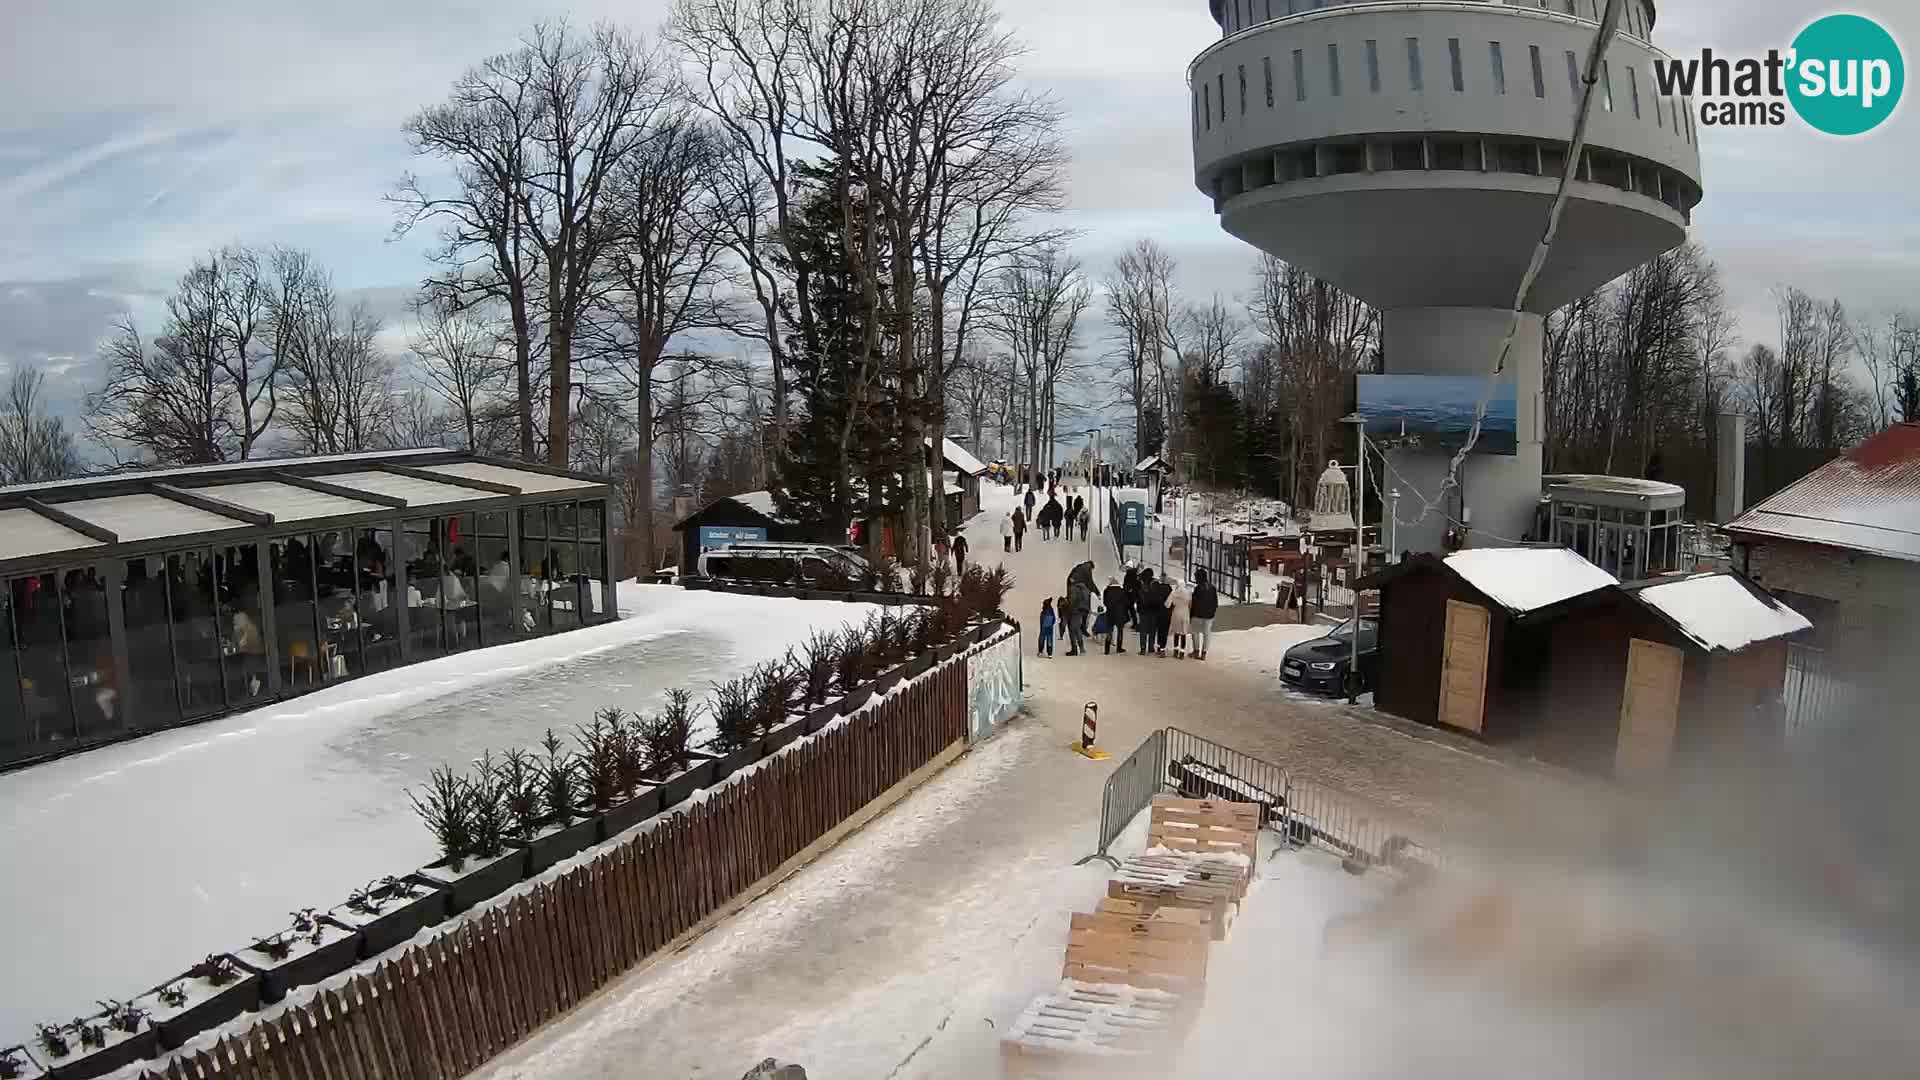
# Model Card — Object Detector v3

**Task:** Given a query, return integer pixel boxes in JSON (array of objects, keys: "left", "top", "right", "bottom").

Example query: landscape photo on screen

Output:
[{"left": 1357, "top": 374, "right": 1518, "bottom": 455}]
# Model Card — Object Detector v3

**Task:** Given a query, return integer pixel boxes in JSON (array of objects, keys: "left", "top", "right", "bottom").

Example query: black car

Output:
[{"left": 1279, "top": 617, "right": 1380, "bottom": 695}]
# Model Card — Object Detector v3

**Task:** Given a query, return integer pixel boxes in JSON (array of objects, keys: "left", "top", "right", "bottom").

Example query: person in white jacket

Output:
[
  {"left": 1000, "top": 512, "right": 1015, "bottom": 553},
  {"left": 1168, "top": 581, "right": 1193, "bottom": 658}
]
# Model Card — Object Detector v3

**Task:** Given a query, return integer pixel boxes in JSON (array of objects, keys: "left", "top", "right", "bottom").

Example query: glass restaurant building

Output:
[{"left": 0, "top": 450, "right": 616, "bottom": 768}]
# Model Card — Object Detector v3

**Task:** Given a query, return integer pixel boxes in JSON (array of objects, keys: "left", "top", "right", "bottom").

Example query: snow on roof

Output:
[
  {"left": 1443, "top": 546, "right": 1618, "bottom": 613},
  {"left": 944, "top": 481, "right": 964, "bottom": 495},
  {"left": 1544, "top": 474, "right": 1686, "bottom": 499},
  {"left": 1111, "top": 486, "right": 1152, "bottom": 505},
  {"left": 1134, "top": 455, "right": 1167, "bottom": 472},
  {"left": 1632, "top": 572, "right": 1811, "bottom": 652},
  {"left": 1727, "top": 423, "right": 1920, "bottom": 561},
  {"left": 729, "top": 490, "right": 793, "bottom": 522},
  {"left": 925, "top": 436, "right": 988, "bottom": 476}
]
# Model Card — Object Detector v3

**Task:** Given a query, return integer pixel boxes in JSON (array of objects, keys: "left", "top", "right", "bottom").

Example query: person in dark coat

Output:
[
  {"left": 1144, "top": 571, "right": 1174, "bottom": 656},
  {"left": 1024, "top": 487, "right": 1037, "bottom": 518},
  {"left": 1041, "top": 495, "right": 1063, "bottom": 540},
  {"left": 1066, "top": 562, "right": 1095, "bottom": 656},
  {"left": 1102, "top": 575, "right": 1133, "bottom": 654},
  {"left": 1011, "top": 507, "right": 1027, "bottom": 551},
  {"left": 1133, "top": 568, "right": 1159, "bottom": 655},
  {"left": 1190, "top": 567, "right": 1220, "bottom": 660},
  {"left": 950, "top": 532, "right": 968, "bottom": 575}
]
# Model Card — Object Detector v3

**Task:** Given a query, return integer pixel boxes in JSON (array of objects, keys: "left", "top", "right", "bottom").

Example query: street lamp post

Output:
[
  {"left": 1343, "top": 414, "right": 1366, "bottom": 704},
  {"left": 1388, "top": 487, "right": 1400, "bottom": 561}
]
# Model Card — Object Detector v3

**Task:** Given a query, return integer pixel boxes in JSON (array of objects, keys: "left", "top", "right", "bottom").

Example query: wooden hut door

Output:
[
  {"left": 1438, "top": 600, "right": 1491, "bottom": 733},
  {"left": 1616, "top": 638, "right": 1684, "bottom": 778}
]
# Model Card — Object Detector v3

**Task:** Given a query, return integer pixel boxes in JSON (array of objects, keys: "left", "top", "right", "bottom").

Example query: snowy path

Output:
[
  {"left": 472, "top": 484, "right": 1586, "bottom": 1079},
  {"left": 0, "top": 588, "right": 878, "bottom": 1047}
]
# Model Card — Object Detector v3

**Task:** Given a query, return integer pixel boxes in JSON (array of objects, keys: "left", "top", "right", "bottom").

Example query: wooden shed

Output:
[
  {"left": 669, "top": 491, "right": 816, "bottom": 576},
  {"left": 1359, "top": 547, "right": 1618, "bottom": 740},
  {"left": 1531, "top": 571, "right": 1811, "bottom": 778},
  {"left": 929, "top": 436, "right": 989, "bottom": 525}
]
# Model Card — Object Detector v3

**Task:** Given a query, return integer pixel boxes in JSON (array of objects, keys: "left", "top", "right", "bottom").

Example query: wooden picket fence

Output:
[{"left": 139, "top": 658, "right": 969, "bottom": 1079}]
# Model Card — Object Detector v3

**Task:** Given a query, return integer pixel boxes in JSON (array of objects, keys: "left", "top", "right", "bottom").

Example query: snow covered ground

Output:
[{"left": 0, "top": 585, "right": 880, "bottom": 1049}]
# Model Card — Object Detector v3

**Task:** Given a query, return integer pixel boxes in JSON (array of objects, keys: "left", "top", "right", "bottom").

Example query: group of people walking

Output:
[
  {"left": 1001, "top": 485, "right": 1090, "bottom": 552},
  {"left": 1039, "top": 563, "right": 1218, "bottom": 660}
]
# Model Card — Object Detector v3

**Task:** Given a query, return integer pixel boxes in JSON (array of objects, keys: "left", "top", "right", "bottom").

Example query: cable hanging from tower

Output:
[{"left": 1383, "top": 0, "right": 1630, "bottom": 533}]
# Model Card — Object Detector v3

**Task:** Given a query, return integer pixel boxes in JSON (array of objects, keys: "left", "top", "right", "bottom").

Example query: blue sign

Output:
[{"left": 698, "top": 525, "right": 767, "bottom": 552}]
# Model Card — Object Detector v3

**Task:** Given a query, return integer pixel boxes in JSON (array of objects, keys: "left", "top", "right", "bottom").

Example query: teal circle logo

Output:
[{"left": 1787, "top": 14, "right": 1904, "bottom": 135}]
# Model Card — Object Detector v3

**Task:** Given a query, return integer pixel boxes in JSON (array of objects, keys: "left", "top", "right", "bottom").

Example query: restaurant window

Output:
[
  {"left": 547, "top": 503, "right": 582, "bottom": 630},
  {"left": 1238, "top": 64, "right": 1247, "bottom": 115},
  {"left": 355, "top": 527, "right": 401, "bottom": 674},
  {"left": 11, "top": 575, "right": 72, "bottom": 752},
  {"left": 60, "top": 565, "right": 116, "bottom": 740},
  {"left": 401, "top": 518, "right": 447, "bottom": 659},
  {"left": 1264, "top": 56, "right": 1274, "bottom": 107},
  {"left": 1293, "top": 49, "right": 1306, "bottom": 102},
  {"left": 164, "top": 550, "right": 223, "bottom": 718},
  {"left": 580, "top": 501, "right": 608, "bottom": 624},
  {"left": 476, "top": 510, "right": 515, "bottom": 641},
  {"left": 1327, "top": 43, "right": 1342, "bottom": 96},
  {"left": 1530, "top": 44, "right": 1546, "bottom": 98},
  {"left": 1448, "top": 38, "right": 1464, "bottom": 92},
  {"left": 216, "top": 544, "right": 269, "bottom": 706},
  {"left": 443, "top": 513, "right": 480, "bottom": 651},
  {"left": 305, "top": 530, "right": 357, "bottom": 683},
  {"left": 1365, "top": 39, "right": 1380, "bottom": 93},
  {"left": 122, "top": 556, "right": 178, "bottom": 730},
  {"left": 519, "top": 506, "right": 552, "bottom": 634},
  {"left": 271, "top": 537, "right": 323, "bottom": 690},
  {"left": 1406, "top": 38, "right": 1424, "bottom": 92},
  {"left": 1490, "top": 42, "right": 1506, "bottom": 95}
]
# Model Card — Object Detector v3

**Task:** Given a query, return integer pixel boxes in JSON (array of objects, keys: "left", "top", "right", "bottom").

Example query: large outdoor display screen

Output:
[{"left": 1357, "top": 374, "right": 1518, "bottom": 455}]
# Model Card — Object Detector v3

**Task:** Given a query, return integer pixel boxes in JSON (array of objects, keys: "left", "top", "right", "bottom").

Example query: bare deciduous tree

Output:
[
  {"left": 0, "top": 366, "right": 80, "bottom": 484},
  {"left": 986, "top": 245, "right": 1089, "bottom": 477},
  {"left": 412, "top": 295, "right": 510, "bottom": 451}
]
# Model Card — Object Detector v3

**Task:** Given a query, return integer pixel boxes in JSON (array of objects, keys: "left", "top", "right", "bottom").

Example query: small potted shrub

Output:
[
  {"left": 520, "top": 730, "right": 600, "bottom": 874},
  {"left": 142, "top": 953, "right": 260, "bottom": 1051},
  {"left": 410, "top": 761, "right": 526, "bottom": 913},
  {"left": 756, "top": 657, "right": 809, "bottom": 753},
  {"left": 496, "top": 748, "right": 544, "bottom": 842},
  {"left": 645, "top": 690, "right": 713, "bottom": 810},
  {"left": 330, "top": 874, "right": 450, "bottom": 957},
  {"left": 929, "top": 560, "right": 951, "bottom": 599},
  {"left": 834, "top": 625, "right": 880, "bottom": 714},
  {"left": 706, "top": 674, "right": 763, "bottom": 777},
  {"left": 579, "top": 709, "right": 659, "bottom": 838},
  {"left": 800, "top": 632, "right": 840, "bottom": 715},
  {"left": 907, "top": 561, "right": 930, "bottom": 596},
  {"left": 236, "top": 906, "right": 363, "bottom": 1004},
  {"left": 0, "top": 1045, "right": 42, "bottom": 1080}
]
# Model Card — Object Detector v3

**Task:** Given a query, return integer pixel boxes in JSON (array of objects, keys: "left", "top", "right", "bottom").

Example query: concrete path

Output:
[{"left": 470, "top": 483, "right": 1587, "bottom": 1079}]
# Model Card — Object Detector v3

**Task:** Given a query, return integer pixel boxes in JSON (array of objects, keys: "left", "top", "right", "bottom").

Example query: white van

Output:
[{"left": 696, "top": 542, "right": 871, "bottom": 584}]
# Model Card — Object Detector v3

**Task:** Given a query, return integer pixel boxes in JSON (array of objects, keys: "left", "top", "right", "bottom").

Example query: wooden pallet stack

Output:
[{"left": 1002, "top": 797, "right": 1258, "bottom": 1078}]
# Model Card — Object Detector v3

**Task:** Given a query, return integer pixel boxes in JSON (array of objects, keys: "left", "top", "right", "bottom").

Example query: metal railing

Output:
[{"left": 1078, "top": 726, "right": 1444, "bottom": 872}]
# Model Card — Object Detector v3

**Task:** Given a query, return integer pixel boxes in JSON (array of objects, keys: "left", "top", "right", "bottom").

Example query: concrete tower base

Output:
[{"left": 1378, "top": 308, "right": 1544, "bottom": 555}]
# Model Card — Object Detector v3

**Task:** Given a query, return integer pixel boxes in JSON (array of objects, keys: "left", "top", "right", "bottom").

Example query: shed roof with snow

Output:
[
  {"left": 1133, "top": 455, "right": 1169, "bottom": 473},
  {"left": 1624, "top": 572, "right": 1811, "bottom": 653},
  {"left": 927, "top": 437, "right": 988, "bottom": 477},
  {"left": 1441, "top": 546, "right": 1620, "bottom": 614},
  {"left": 1727, "top": 422, "right": 1920, "bottom": 562}
]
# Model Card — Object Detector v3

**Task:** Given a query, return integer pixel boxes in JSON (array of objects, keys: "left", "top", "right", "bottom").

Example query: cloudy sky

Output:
[{"left": 2, "top": 0, "right": 1915, "bottom": 422}]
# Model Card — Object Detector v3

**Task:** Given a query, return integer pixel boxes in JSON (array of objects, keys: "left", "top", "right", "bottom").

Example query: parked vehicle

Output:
[
  {"left": 696, "top": 543, "right": 871, "bottom": 584},
  {"left": 1280, "top": 616, "right": 1379, "bottom": 695}
]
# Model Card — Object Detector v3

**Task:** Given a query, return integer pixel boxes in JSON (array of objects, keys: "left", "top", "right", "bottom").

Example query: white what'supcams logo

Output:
[{"left": 1651, "top": 13, "right": 1905, "bottom": 136}]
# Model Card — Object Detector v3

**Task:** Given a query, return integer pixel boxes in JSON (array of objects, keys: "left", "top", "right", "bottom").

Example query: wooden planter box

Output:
[
  {"left": 837, "top": 686, "right": 875, "bottom": 715},
  {"left": 709, "top": 740, "right": 765, "bottom": 783},
  {"left": 0, "top": 1045, "right": 47, "bottom": 1080},
  {"left": 326, "top": 878, "right": 451, "bottom": 958},
  {"left": 412, "top": 845, "right": 529, "bottom": 914},
  {"left": 31, "top": 1015, "right": 156, "bottom": 1080},
  {"left": 764, "top": 715, "right": 810, "bottom": 755},
  {"left": 805, "top": 703, "right": 841, "bottom": 733},
  {"left": 651, "top": 758, "right": 711, "bottom": 812},
  {"left": 598, "top": 786, "right": 662, "bottom": 840},
  {"left": 870, "top": 667, "right": 906, "bottom": 696},
  {"left": 143, "top": 960, "right": 261, "bottom": 1051},
  {"left": 517, "top": 814, "right": 602, "bottom": 876},
  {"left": 235, "top": 919, "right": 362, "bottom": 1004}
]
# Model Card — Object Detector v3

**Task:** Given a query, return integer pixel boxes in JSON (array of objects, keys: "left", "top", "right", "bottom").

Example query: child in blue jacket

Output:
[{"left": 1038, "top": 597, "right": 1057, "bottom": 657}]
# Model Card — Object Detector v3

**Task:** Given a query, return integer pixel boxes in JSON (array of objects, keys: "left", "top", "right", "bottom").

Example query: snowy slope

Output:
[{"left": 0, "top": 585, "right": 879, "bottom": 1049}]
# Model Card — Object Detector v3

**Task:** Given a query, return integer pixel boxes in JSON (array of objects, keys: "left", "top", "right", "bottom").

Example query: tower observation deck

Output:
[{"left": 1191, "top": 0, "right": 1702, "bottom": 552}]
